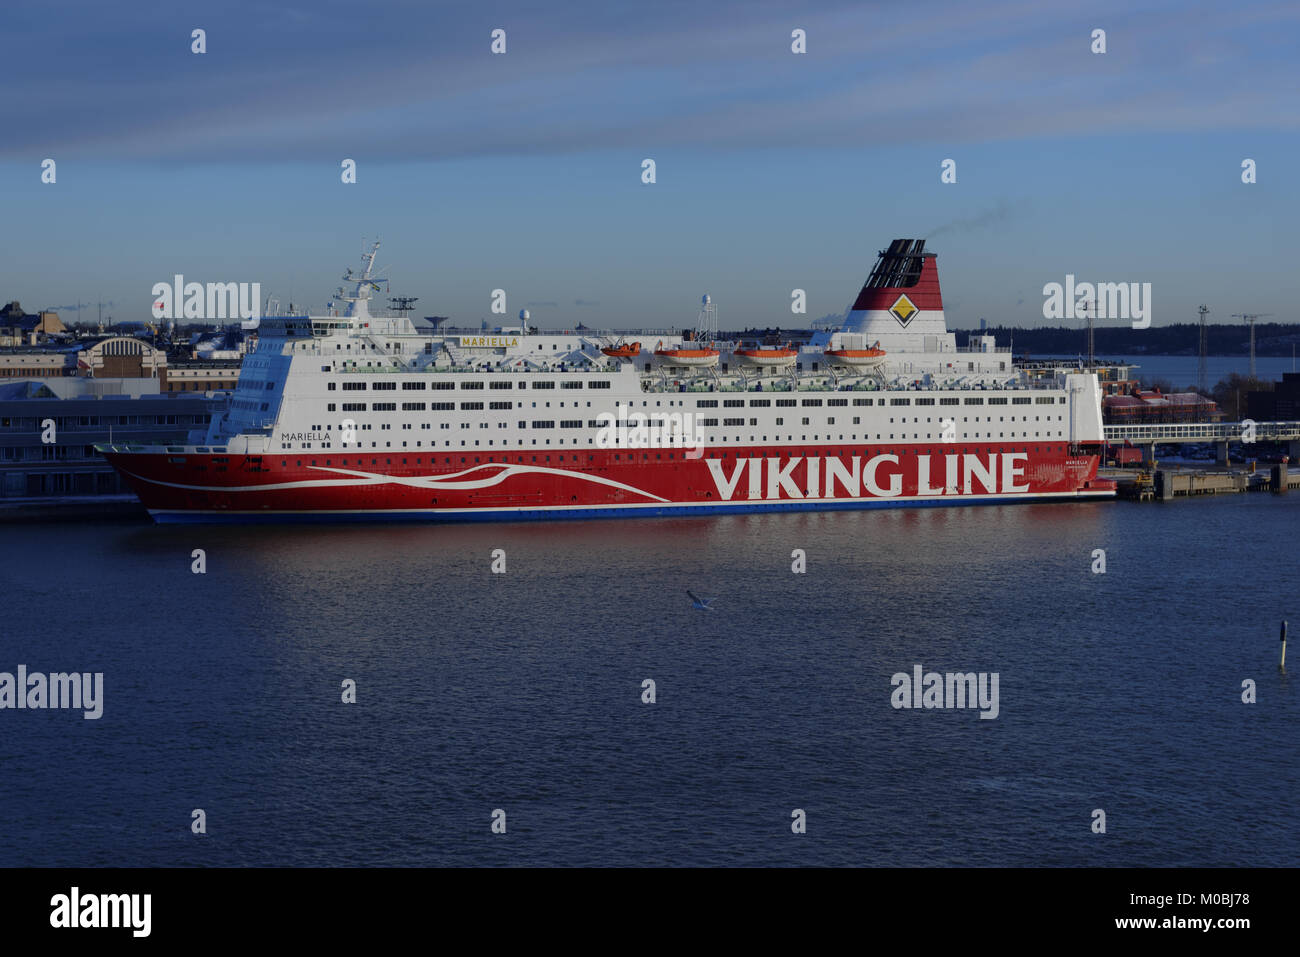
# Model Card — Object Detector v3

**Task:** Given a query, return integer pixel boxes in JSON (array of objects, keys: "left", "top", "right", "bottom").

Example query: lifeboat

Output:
[
  {"left": 824, "top": 342, "right": 887, "bottom": 368},
  {"left": 733, "top": 342, "right": 798, "bottom": 367},
  {"left": 654, "top": 340, "right": 720, "bottom": 368},
  {"left": 601, "top": 341, "right": 641, "bottom": 359}
]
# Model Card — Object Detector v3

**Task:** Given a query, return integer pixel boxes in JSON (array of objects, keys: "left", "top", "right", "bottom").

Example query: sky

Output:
[{"left": 1, "top": 0, "right": 1297, "bottom": 333}]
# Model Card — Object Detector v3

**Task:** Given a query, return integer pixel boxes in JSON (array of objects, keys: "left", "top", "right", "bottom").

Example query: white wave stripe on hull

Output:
[{"left": 116, "top": 462, "right": 671, "bottom": 502}]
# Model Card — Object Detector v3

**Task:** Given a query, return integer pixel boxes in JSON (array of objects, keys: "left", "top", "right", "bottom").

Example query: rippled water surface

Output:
[{"left": 1, "top": 494, "right": 1296, "bottom": 866}]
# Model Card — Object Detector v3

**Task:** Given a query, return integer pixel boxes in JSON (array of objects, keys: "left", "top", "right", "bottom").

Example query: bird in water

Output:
[{"left": 687, "top": 590, "right": 715, "bottom": 610}]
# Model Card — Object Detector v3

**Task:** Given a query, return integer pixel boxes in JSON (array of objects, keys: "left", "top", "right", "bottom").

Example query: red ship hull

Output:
[{"left": 102, "top": 442, "right": 1112, "bottom": 523}]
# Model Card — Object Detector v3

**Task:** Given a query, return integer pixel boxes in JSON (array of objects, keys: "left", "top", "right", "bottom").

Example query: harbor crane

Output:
[{"left": 1231, "top": 313, "right": 1274, "bottom": 378}]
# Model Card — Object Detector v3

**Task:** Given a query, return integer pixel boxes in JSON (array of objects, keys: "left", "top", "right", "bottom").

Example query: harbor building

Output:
[
  {"left": 1246, "top": 373, "right": 1300, "bottom": 422},
  {"left": 0, "top": 302, "right": 65, "bottom": 346},
  {"left": 0, "top": 377, "right": 224, "bottom": 508}
]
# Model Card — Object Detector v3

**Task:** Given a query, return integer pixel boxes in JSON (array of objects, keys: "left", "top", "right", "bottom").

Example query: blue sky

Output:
[{"left": 1, "top": 0, "right": 1296, "bottom": 332}]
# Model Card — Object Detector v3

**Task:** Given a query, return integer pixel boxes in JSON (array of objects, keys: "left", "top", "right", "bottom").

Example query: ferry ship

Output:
[{"left": 98, "top": 239, "right": 1114, "bottom": 523}]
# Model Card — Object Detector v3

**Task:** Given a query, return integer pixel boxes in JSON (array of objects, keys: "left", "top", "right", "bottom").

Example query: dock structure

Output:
[
  {"left": 1108, "top": 465, "right": 1299, "bottom": 501},
  {"left": 1155, "top": 470, "right": 1250, "bottom": 500},
  {"left": 1105, "top": 421, "right": 1300, "bottom": 468}
]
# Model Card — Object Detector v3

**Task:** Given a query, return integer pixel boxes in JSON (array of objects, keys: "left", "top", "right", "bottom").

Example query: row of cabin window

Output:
[
  {"left": 327, "top": 378, "right": 612, "bottom": 391},
  {"left": 317, "top": 378, "right": 1058, "bottom": 405},
  {"left": 282, "top": 430, "right": 1068, "bottom": 450},
  {"left": 232, "top": 398, "right": 273, "bottom": 412},
  {"left": 696, "top": 395, "right": 1062, "bottom": 407},
  {"left": 321, "top": 401, "right": 1063, "bottom": 428},
  {"left": 638, "top": 361, "right": 1010, "bottom": 372},
  {"left": 274, "top": 444, "right": 1066, "bottom": 466},
  {"left": 330, "top": 401, "right": 599, "bottom": 411}
]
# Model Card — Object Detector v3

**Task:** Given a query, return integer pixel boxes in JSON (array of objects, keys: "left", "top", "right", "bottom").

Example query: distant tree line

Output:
[{"left": 966, "top": 323, "right": 1300, "bottom": 357}]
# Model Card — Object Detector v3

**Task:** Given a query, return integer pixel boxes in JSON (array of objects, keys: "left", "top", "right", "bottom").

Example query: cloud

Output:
[{"left": 4, "top": 0, "right": 1295, "bottom": 162}]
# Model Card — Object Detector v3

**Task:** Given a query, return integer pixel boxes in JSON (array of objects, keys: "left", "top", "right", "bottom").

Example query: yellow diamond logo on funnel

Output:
[{"left": 889, "top": 294, "right": 918, "bottom": 325}]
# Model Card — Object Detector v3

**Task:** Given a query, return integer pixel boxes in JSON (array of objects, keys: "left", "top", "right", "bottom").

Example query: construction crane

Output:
[
  {"left": 1197, "top": 305, "right": 1209, "bottom": 394},
  {"left": 1073, "top": 295, "right": 1099, "bottom": 371},
  {"left": 1231, "top": 313, "right": 1274, "bottom": 378}
]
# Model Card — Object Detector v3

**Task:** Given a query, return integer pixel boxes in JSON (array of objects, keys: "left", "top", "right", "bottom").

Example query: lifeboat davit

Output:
[
  {"left": 824, "top": 343, "right": 887, "bottom": 368},
  {"left": 733, "top": 342, "right": 798, "bottom": 367},
  {"left": 654, "top": 340, "right": 720, "bottom": 368},
  {"left": 601, "top": 341, "right": 641, "bottom": 359}
]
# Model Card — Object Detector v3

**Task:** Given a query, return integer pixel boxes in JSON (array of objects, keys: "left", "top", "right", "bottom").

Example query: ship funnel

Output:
[{"left": 841, "top": 238, "right": 946, "bottom": 347}]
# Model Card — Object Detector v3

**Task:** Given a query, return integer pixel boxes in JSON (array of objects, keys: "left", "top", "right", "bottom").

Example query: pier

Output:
[
  {"left": 1107, "top": 464, "right": 1299, "bottom": 501},
  {"left": 1103, "top": 420, "right": 1300, "bottom": 501}
]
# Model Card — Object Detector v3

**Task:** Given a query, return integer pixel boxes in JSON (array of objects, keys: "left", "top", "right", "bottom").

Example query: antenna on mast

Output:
[
  {"left": 338, "top": 239, "right": 386, "bottom": 321},
  {"left": 389, "top": 296, "right": 418, "bottom": 319}
]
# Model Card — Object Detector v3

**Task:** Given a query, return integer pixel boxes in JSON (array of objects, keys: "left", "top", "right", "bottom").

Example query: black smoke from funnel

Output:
[
  {"left": 925, "top": 199, "right": 1025, "bottom": 240},
  {"left": 48, "top": 302, "right": 114, "bottom": 311}
]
